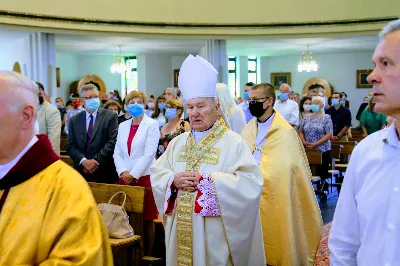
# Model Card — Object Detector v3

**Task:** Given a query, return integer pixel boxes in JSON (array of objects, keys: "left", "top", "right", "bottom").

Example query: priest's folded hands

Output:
[{"left": 172, "top": 172, "right": 200, "bottom": 192}]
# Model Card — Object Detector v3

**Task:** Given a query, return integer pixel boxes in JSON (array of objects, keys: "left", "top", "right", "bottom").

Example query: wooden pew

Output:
[
  {"left": 60, "top": 155, "right": 73, "bottom": 166},
  {"left": 88, "top": 183, "right": 163, "bottom": 266},
  {"left": 60, "top": 135, "right": 67, "bottom": 155},
  {"left": 305, "top": 149, "right": 325, "bottom": 197}
]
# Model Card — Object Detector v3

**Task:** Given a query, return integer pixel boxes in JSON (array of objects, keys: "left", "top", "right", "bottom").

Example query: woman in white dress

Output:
[{"left": 216, "top": 83, "right": 246, "bottom": 134}]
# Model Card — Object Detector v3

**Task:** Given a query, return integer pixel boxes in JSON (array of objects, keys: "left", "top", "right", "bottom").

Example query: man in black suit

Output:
[{"left": 66, "top": 83, "right": 118, "bottom": 183}]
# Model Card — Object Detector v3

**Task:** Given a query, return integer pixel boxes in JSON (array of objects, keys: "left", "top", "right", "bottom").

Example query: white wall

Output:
[
  {"left": 257, "top": 52, "right": 374, "bottom": 124},
  {"left": 56, "top": 53, "right": 79, "bottom": 101},
  {"left": 0, "top": 35, "right": 31, "bottom": 77},
  {"left": 140, "top": 54, "right": 173, "bottom": 97},
  {"left": 55, "top": 53, "right": 187, "bottom": 100},
  {"left": 77, "top": 55, "right": 121, "bottom": 92}
]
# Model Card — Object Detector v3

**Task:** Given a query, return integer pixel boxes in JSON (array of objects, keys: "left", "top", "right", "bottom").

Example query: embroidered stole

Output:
[{"left": 175, "top": 118, "right": 229, "bottom": 266}]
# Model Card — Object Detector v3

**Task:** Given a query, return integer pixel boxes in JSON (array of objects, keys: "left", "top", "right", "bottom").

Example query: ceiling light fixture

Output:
[
  {"left": 110, "top": 45, "right": 130, "bottom": 74},
  {"left": 298, "top": 45, "right": 318, "bottom": 72}
]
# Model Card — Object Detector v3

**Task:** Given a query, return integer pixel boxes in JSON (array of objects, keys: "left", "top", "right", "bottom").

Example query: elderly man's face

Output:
[
  {"left": 81, "top": 89, "right": 99, "bottom": 108},
  {"left": 280, "top": 85, "right": 290, "bottom": 94},
  {"left": 165, "top": 90, "right": 174, "bottom": 101},
  {"left": 367, "top": 31, "right": 400, "bottom": 116},
  {"left": 187, "top": 97, "right": 219, "bottom": 131},
  {"left": 0, "top": 76, "right": 35, "bottom": 163}
]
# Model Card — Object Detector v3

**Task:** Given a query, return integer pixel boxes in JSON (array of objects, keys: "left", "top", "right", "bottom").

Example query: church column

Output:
[
  {"left": 29, "top": 33, "right": 57, "bottom": 99},
  {"left": 199, "top": 40, "right": 227, "bottom": 85}
]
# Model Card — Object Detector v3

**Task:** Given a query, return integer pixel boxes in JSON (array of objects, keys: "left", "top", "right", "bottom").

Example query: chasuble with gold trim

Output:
[
  {"left": 151, "top": 118, "right": 266, "bottom": 266},
  {"left": 0, "top": 160, "right": 113, "bottom": 265},
  {"left": 241, "top": 112, "right": 323, "bottom": 266}
]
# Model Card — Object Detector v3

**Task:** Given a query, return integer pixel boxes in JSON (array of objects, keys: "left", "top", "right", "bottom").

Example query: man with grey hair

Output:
[
  {"left": 329, "top": 19, "right": 400, "bottom": 265},
  {"left": 0, "top": 71, "right": 113, "bottom": 265},
  {"left": 274, "top": 83, "right": 299, "bottom": 127},
  {"left": 164, "top": 87, "right": 177, "bottom": 101},
  {"left": 66, "top": 84, "right": 118, "bottom": 183},
  {"left": 151, "top": 55, "right": 265, "bottom": 266}
]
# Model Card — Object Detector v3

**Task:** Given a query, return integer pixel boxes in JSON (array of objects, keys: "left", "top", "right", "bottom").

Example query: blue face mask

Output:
[
  {"left": 165, "top": 108, "right": 177, "bottom": 119},
  {"left": 311, "top": 104, "right": 320, "bottom": 113},
  {"left": 244, "top": 91, "right": 250, "bottom": 100},
  {"left": 279, "top": 92, "right": 289, "bottom": 101},
  {"left": 158, "top": 103, "right": 166, "bottom": 110},
  {"left": 331, "top": 99, "right": 340, "bottom": 106},
  {"left": 128, "top": 103, "right": 144, "bottom": 118},
  {"left": 85, "top": 98, "right": 100, "bottom": 111},
  {"left": 367, "top": 96, "right": 372, "bottom": 100}
]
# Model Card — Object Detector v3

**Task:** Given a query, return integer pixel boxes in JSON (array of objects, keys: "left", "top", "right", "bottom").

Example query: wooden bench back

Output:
[
  {"left": 60, "top": 135, "right": 67, "bottom": 154},
  {"left": 330, "top": 144, "right": 343, "bottom": 159},
  {"left": 332, "top": 141, "right": 357, "bottom": 155},
  {"left": 60, "top": 155, "right": 73, "bottom": 166},
  {"left": 88, "top": 182, "right": 145, "bottom": 237},
  {"left": 305, "top": 149, "right": 322, "bottom": 176}
]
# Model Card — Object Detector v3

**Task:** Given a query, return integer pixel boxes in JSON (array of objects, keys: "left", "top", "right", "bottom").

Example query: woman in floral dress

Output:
[{"left": 156, "top": 98, "right": 190, "bottom": 159}]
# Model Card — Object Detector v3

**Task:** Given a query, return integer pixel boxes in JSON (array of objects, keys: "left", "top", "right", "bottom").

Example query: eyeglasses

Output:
[
  {"left": 81, "top": 96, "right": 99, "bottom": 100},
  {"left": 247, "top": 97, "right": 269, "bottom": 104}
]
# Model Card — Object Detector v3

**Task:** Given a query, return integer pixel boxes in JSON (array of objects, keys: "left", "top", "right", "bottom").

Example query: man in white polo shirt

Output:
[
  {"left": 329, "top": 19, "right": 400, "bottom": 266},
  {"left": 273, "top": 83, "right": 299, "bottom": 127}
]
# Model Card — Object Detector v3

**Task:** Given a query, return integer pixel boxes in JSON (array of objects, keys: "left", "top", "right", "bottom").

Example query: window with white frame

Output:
[
  {"left": 248, "top": 56, "right": 257, "bottom": 84},
  {"left": 125, "top": 56, "right": 138, "bottom": 94},
  {"left": 227, "top": 56, "right": 237, "bottom": 97}
]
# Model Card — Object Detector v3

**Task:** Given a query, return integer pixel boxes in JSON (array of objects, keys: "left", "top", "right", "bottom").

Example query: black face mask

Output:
[
  {"left": 101, "top": 99, "right": 108, "bottom": 104},
  {"left": 38, "top": 96, "right": 44, "bottom": 105},
  {"left": 249, "top": 100, "right": 269, "bottom": 118}
]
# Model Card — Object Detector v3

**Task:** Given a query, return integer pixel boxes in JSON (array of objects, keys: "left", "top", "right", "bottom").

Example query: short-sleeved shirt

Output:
[
  {"left": 326, "top": 105, "right": 352, "bottom": 136},
  {"left": 274, "top": 99, "right": 299, "bottom": 126},
  {"left": 360, "top": 109, "right": 387, "bottom": 135},
  {"left": 300, "top": 114, "right": 333, "bottom": 152}
]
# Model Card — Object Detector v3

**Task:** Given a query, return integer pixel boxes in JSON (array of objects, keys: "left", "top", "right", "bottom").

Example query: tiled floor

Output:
[{"left": 319, "top": 194, "right": 338, "bottom": 224}]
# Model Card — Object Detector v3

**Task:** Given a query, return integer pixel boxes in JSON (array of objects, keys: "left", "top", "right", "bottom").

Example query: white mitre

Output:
[{"left": 178, "top": 54, "right": 218, "bottom": 101}]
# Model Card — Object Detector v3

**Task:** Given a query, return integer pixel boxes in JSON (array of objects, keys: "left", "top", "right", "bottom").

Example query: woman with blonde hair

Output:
[
  {"left": 113, "top": 90, "right": 160, "bottom": 256},
  {"left": 156, "top": 98, "right": 190, "bottom": 158},
  {"left": 216, "top": 83, "right": 246, "bottom": 134}
]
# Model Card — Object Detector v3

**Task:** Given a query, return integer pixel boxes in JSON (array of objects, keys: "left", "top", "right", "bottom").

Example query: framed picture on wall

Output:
[
  {"left": 56, "top": 67, "right": 61, "bottom": 88},
  {"left": 173, "top": 69, "right": 180, "bottom": 87},
  {"left": 270, "top": 72, "right": 291, "bottom": 90},
  {"left": 356, "top": 69, "right": 372, "bottom": 88}
]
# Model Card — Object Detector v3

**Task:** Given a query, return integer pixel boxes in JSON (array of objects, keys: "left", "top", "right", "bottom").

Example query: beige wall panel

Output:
[{"left": 1, "top": 0, "right": 399, "bottom": 24}]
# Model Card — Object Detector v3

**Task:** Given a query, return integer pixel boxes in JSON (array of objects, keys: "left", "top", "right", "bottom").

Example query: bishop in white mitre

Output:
[{"left": 151, "top": 54, "right": 266, "bottom": 266}]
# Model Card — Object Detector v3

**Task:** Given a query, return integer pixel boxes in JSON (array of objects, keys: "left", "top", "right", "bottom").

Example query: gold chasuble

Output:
[
  {"left": 151, "top": 118, "right": 266, "bottom": 266},
  {"left": 241, "top": 113, "right": 323, "bottom": 266},
  {"left": 0, "top": 135, "right": 113, "bottom": 265}
]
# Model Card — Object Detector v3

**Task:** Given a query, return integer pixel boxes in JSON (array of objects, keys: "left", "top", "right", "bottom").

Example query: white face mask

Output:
[
  {"left": 303, "top": 105, "right": 312, "bottom": 112},
  {"left": 318, "top": 93, "right": 324, "bottom": 97},
  {"left": 148, "top": 102, "right": 155, "bottom": 109}
]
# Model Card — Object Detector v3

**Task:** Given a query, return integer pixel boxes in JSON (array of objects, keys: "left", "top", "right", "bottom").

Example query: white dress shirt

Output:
[
  {"left": 80, "top": 109, "right": 98, "bottom": 165},
  {"left": 238, "top": 101, "right": 254, "bottom": 123},
  {"left": 155, "top": 113, "right": 167, "bottom": 128},
  {"left": 252, "top": 113, "right": 275, "bottom": 165},
  {"left": 0, "top": 136, "right": 38, "bottom": 179},
  {"left": 274, "top": 99, "right": 299, "bottom": 126},
  {"left": 193, "top": 127, "right": 212, "bottom": 144},
  {"left": 329, "top": 122, "right": 400, "bottom": 266}
]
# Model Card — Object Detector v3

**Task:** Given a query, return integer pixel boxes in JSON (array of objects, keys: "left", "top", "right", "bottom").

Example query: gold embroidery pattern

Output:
[{"left": 176, "top": 118, "right": 229, "bottom": 266}]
